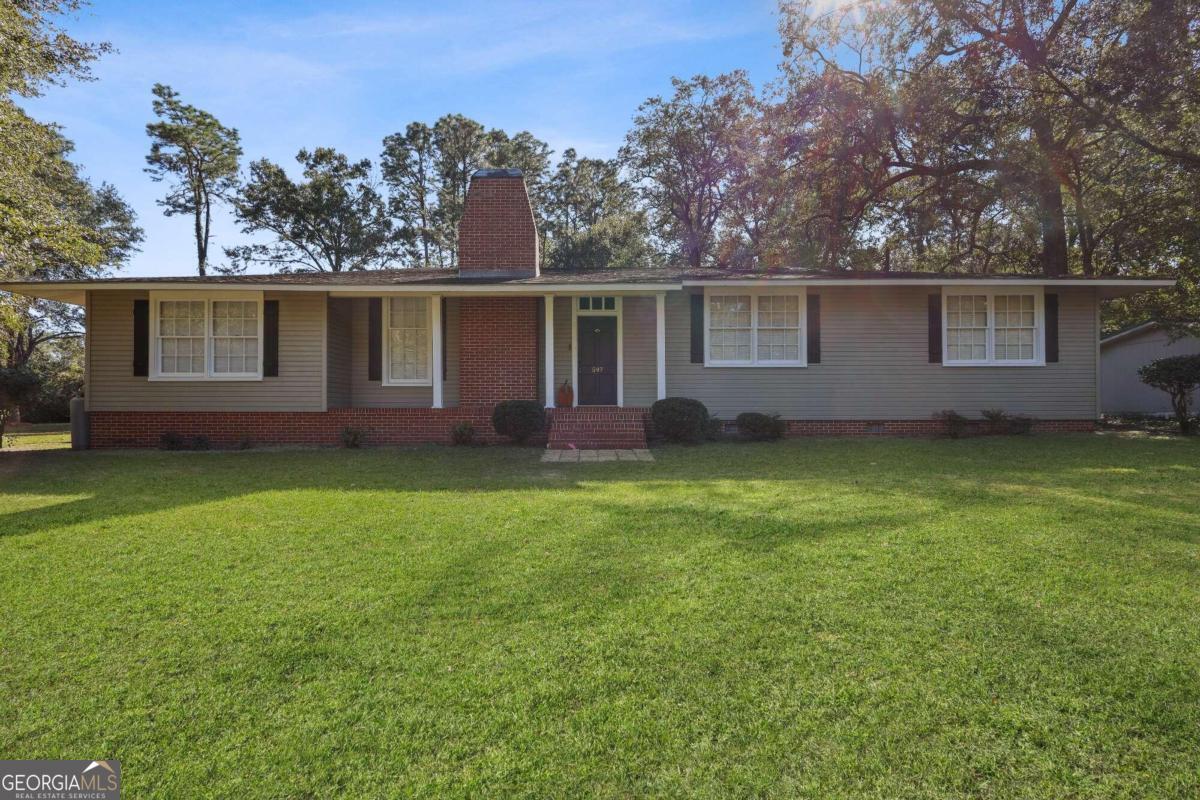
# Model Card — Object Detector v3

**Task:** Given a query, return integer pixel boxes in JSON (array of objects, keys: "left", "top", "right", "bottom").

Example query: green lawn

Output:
[
  {"left": 2, "top": 436, "right": 1198, "bottom": 798},
  {"left": 2, "top": 422, "right": 70, "bottom": 451}
]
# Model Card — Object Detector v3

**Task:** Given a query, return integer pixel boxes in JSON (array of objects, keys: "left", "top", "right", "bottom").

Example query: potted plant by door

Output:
[{"left": 555, "top": 380, "right": 574, "bottom": 407}]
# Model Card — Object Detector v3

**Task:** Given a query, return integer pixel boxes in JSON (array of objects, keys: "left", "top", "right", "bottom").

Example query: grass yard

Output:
[
  {"left": 1, "top": 435, "right": 1198, "bottom": 798},
  {"left": 1, "top": 422, "right": 70, "bottom": 451}
]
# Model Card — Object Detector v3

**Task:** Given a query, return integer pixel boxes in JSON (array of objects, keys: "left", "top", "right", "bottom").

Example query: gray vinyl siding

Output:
[
  {"left": 347, "top": 296, "right": 460, "bottom": 408},
  {"left": 622, "top": 296, "right": 657, "bottom": 406},
  {"left": 546, "top": 295, "right": 656, "bottom": 406},
  {"left": 664, "top": 286, "right": 1099, "bottom": 419},
  {"left": 87, "top": 289, "right": 326, "bottom": 412},
  {"left": 554, "top": 296, "right": 572, "bottom": 394},
  {"left": 326, "top": 297, "right": 352, "bottom": 407},
  {"left": 1100, "top": 328, "right": 1200, "bottom": 415}
]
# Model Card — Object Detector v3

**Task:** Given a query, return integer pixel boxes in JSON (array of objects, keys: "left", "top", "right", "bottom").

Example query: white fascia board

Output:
[{"left": 681, "top": 278, "right": 1176, "bottom": 288}]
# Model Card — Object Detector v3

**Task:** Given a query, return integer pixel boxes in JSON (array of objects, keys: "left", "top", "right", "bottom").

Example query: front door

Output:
[{"left": 577, "top": 316, "right": 618, "bottom": 405}]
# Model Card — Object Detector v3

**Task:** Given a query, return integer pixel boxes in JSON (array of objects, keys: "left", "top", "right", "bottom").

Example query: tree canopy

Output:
[
  {"left": 1, "top": 0, "right": 141, "bottom": 372},
  {"left": 145, "top": 83, "right": 242, "bottom": 276},
  {"left": 227, "top": 147, "right": 403, "bottom": 273}
]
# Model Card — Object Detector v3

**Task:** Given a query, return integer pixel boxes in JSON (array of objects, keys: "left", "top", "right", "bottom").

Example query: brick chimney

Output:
[{"left": 457, "top": 168, "right": 540, "bottom": 278}]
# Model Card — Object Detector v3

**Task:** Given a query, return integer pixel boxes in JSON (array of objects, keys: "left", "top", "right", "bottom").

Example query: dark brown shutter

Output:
[
  {"left": 442, "top": 297, "right": 448, "bottom": 381},
  {"left": 928, "top": 294, "right": 942, "bottom": 363},
  {"left": 806, "top": 294, "right": 821, "bottom": 364},
  {"left": 690, "top": 293, "right": 704, "bottom": 363},
  {"left": 263, "top": 300, "right": 279, "bottom": 377},
  {"left": 132, "top": 299, "right": 149, "bottom": 376},
  {"left": 368, "top": 297, "right": 382, "bottom": 381},
  {"left": 1045, "top": 293, "right": 1059, "bottom": 363}
]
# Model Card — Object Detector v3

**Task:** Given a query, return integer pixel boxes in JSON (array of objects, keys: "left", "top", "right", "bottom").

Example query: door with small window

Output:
[{"left": 577, "top": 316, "right": 618, "bottom": 405}]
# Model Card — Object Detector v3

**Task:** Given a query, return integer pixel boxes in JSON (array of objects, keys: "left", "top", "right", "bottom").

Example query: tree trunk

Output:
[
  {"left": 194, "top": 201, "right": 207, "bottom": 277},
  {"left": 1031, "top": 117, "right": 1069, "bottom": 277}
]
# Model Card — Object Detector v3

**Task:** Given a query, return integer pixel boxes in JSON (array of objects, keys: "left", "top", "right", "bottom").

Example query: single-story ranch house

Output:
[{"left": 1, "top": 169, "right": 1173, "bottom": 449}]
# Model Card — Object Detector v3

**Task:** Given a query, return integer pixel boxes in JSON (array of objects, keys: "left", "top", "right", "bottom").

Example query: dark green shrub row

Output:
[
  {"left": 735, "top": 412, "right": 787, "bottom": 441},
  {"left": 651, "top": 399, "right": 788, "bottom": 443},
  {"left": 936, "top": 410, "right": 1036, "bottom": 438},
  {"left": 159, "top": 432, "right": 211, "bottom": 451},
  {"left": 491, "top": 400, "right": 544, "bottom": 444}
]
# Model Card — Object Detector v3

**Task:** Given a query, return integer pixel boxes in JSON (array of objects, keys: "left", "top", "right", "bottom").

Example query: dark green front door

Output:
[{"left": 577, "top": 316, "right": 618, "bottom": 405}]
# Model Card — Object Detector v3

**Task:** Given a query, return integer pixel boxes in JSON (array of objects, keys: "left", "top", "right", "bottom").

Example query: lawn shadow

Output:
[{"left": 1, "top": 437, "right": 1197, "bottom": 550}]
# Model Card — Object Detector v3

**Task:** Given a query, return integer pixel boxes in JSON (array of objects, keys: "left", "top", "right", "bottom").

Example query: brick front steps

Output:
[{"left": 547, "top": 407, "right": 649, "bottom": 450}]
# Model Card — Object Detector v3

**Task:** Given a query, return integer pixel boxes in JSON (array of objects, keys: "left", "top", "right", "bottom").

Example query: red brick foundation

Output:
[
  {"left": 88, "top": 409, "right": 1095, "bottom": 449},
  {"left": 781, "top": 419, "right": 1096, "bottom": 437},
  {"left": 88, "top": 407, "right": 516, "bottom": 449}
]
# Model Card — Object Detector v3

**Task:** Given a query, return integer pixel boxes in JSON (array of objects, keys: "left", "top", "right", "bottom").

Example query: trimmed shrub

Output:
[
  {"left": 981, "top": 409, "right": 1036, "bottom": 435},
  {"left": 1139, "top": 354, "right": 1200, "bottom": 434},
  {"left": 735, "top": 412, "right": 787, "bottom": 441},
  {"left": 705, "top": 416, "right": 726, "bottom": 442},
  {"left": 1008, "top": 414, "right": 1035, "bottom": 435},
  {"left": 191, "top": 435, "right": 211, "bottom": 451},
  {"left": 981, "top": 408, "right": 1008, "bottom": 434},
  {"left": 159, "top": 431, "right": 187, "bottom": 450},
  {"left": 935, "top": 410, "right": 970, "bottom": 439},
  {"left": 451, "top": 421, "right": 476, "bottom": 446},
  {"left": 651, "top": 397, "right": 710, "bottom": 443},
  {"left": 491, "top": 400, "right": 545, "bottom": 444},
  {"left": 341, "top": 426, "right": 365, "bottom": 448}
]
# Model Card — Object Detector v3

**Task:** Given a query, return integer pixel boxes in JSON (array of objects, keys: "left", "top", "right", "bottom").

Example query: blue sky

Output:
[{"left": 23, "top": 0, "right": 784, "bottom": 277}]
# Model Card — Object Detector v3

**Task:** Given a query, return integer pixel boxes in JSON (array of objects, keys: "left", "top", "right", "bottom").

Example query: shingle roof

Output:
[
  {"left": 0, "top": 266, "right": 1176, "bottom": 287},
  {"left": 0, "top": 266, "right": 1175, "bottom": 305}
]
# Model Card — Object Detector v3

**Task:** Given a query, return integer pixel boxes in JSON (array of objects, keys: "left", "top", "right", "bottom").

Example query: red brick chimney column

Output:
[
  {"left": 458, "top": 297, "right": 540, "bottom": 404},
  {"left": 457, "top": 169, "right": 540, "bottom": 279}
]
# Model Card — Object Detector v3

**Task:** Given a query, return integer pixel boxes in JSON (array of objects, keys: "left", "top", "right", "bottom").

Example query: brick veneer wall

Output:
[{"left": 458, "top": 297, "right": 539, "bottom": 405}]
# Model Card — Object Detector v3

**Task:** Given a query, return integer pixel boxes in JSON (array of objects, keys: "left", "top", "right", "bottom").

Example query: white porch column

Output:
[
  {"left": 431, "top": 295, "right": 443, "bottom": 408},
  {"left": 544, "top": 294, "right": 555, "bottom": 408},
  {"left": 656, "top": 292, "right": 666, "bottom": 400}
]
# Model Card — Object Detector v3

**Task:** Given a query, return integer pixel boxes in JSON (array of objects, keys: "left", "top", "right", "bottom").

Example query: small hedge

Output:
[
  {"left": 492, "top": 400, "right": 545, "bottom": 444},
  {"left": 1139, "top": 354, "right": 1200, "bottom": 434},
  {"left": 340, "top": 426, "right": 365, "bottom": 448},
  {"left": 651, "top": 397, "right": 710, "bottom": 443},
  {"left": 981, "top": 409, "right": 1035, "bottom": 435},
  {"left": 735, "top": 412, "right": 787, "bottom": 441},
  {"left": 935, "top": 410, "right": 970, "bottom": 439},
  {"left": 450, "top": 421, "right": 476, "bottom": 446}
]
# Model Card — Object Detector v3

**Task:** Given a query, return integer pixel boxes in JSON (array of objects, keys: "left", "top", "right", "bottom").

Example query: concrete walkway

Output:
[{"left": 541, "top": 449, "right": 655, "bottom": 463}]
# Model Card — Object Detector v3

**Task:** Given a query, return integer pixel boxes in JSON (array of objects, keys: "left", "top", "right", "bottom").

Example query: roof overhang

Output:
[
  {"left": 0, "top": 277, "right": 1175, "bottom": 305},
  {"left": 682, "top": 277, "right": 1175, "bottom": 299},
  {"left": 1100, "top": 321, "right": 1162, "bottom": 347}
]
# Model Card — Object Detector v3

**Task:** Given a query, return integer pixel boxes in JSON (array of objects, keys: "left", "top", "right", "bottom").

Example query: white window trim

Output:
[
  {"left": 149, "top": 291, "right": 264, "bottom": 381},
  {"left": 382, "top": 294, "right": 434, "bottom": 387},
  {"left": 571, "top": 296, "right": 624, "bottom": 407},
  {"left": 942, "top": 286, "right": 1045, "bottom": 367},
  {"left": 703, "top": 287, "right": 807, "bottom": 368}
]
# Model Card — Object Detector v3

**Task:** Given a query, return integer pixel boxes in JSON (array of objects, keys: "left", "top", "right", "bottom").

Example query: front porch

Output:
[{"left": 323, "top": 291, "right": 667, "bottom": 447}]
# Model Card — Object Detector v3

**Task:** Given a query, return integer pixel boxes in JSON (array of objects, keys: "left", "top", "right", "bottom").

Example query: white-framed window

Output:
[
  {"left": 212, "top": 300, "right": 260, "bottom": 376},
  {"left": 943, "top": 287, "right": 1044, "bottom": 366},
  {"left": 704, "top": 289, "right": 806, "bottom": 367},
  {"left": 150, "top": 291, "right": 264, "bottom": 381},
  {"left": 384, "top": 295, "right": 432, "bottom": 386}
]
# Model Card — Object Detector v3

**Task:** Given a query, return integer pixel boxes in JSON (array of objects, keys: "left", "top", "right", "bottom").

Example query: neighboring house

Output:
[
  {"left": 1100, "top": 322, "right": 1200, "bottom": 416},
  {"left": 0, "top": 169, "right": 1173, "bottom": 449}
]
